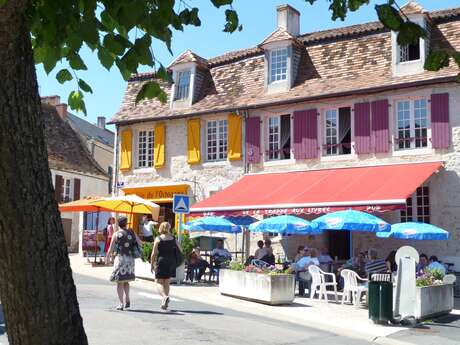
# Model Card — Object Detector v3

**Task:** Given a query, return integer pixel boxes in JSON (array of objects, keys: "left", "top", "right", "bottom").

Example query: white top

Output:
[
  {"left": 211, "top": 248, "right": 232, "bottom": 259},
  {"left": 142, "top": 221, "right": 155, "bottom": 237}
]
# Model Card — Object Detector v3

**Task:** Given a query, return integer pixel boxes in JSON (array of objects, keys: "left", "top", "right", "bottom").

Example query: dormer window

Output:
[
  {"left": 174, "top": 70, "right": 191, "bottom": 100},
  {"left": 399, "top": 42, "right": 420, "bottom": 63},
  {"left": 270, "top": 48, "right": 288, "bottom": 83}
]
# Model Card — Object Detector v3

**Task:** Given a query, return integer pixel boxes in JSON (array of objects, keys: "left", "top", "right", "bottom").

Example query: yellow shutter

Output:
[
  {"left": 187, "top": 119, "right": 201, "bottom": 164},
  {"left": 228, "top": 113, "right": 242, "bottom": 160},
  {"left": 120, "top": 128, "right": 132, "bottom": 170},
  {"left": 154, "top": 123, "right": 165, "bottom": 168}
]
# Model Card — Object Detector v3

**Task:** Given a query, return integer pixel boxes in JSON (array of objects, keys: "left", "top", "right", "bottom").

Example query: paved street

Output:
[{"left": 0, "top": 272, "right": 376, "bottom": 345}]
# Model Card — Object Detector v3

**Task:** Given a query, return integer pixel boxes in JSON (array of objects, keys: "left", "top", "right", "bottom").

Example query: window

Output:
[
  {"left": 324, "top": 107, "right": 351, "bottom": 156},
  {"left": 270, "top": 48, "right": 288, "bottom": 83},
  {"left": 267, "top": 115, "right": 290, "bottom": 160},
  {"left": 108, "top": 166, "right": 113, "bottom": 194},
  {"left": 399, "top": 42, "right": 420, "bottom": 63},
  {"left": 62, "top": 178, "right": 73, "bottom": 202},
  {"left": 396, "top": 99, "right": 428, "bottom": 150},
  {"left": 207, "top": 119, "right": 227, "bottom": 161},
  {"left": 400, "top": 185, "right": 430, "bottom": 223},
  {"left": 137, "top": 129, "right": 154, "bottom": 168},
  {"left": 175, "top": 70, "right": 191, "bottom": 100}
]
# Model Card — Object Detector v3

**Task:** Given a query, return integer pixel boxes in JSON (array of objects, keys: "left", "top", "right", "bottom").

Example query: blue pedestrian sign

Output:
[{"left": 173, "top": 194, "right": 190, "bottom": 214}]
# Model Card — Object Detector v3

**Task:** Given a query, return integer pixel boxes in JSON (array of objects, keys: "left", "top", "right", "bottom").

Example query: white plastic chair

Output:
[
  {"left": 340, "top": 269, "right": 368, "bottom": 306},
  {"left": 308, "top": 265, "right": 338, "bottom": 303}
]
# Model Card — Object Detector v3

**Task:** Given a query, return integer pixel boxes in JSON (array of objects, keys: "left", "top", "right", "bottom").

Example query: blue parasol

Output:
[
  {"left": 376, "top": 222, "right": 449, "bottom": 240},
  {"left": 248, "top": 215, "right": 321, "bottom": 235},
  {"left": 312, "top": 210, "right": 390, "bottom": 233},
  {"left": 183, "top": 216, "right": 243, "bottom": 234},
  {"left": 224, "top": 215, "right": 257, "bottom": 227}
]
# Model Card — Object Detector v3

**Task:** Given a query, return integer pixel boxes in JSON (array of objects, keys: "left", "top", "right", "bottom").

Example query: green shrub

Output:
[
  {"left": 229, "top": 261, "right": 245, "bottom": 271},
  {"left": 141, "top": 242, "right": 153, "bottom": 263}
]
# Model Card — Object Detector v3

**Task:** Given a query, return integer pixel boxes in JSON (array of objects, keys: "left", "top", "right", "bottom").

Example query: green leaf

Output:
[
  {"left": 375, "top": 4, "right": 403, "bottom": 31},
  {"left": 223, "top": 9, "right": 239, "bottom": 33},
  {"left": 329, "top": 0, "right": 347, "bottom": 21},
  {"left": 348, "top": 0, "right": 369, "bottom": 12},
  {"left": 68, "top": 90, "right": 87, "bottom": 115},
  {"left": 453, "top": 51, "right": 460, "bottom": 68},
  {"left": 97, "top": 47, "right": 115, "bottom": 70},
  {"left": 79, "top": 17, "right": 99, "bottom": 46},
  {"left": 134, "top": 34, "right": 153, "bottom": 66},
  {"left": 135, "top": 81, "right": 167, "bottom": 104},
  {"left": 156, "top": 65, "right": 171, "bottom": 82},
  {"left": 103, "top": 33, "right": 131, "bottom": 56},
  {"left": 0, "top": 0, "right": 7, "bottom": 6},
  {"left": 100, "top": 10, "right": 117, "bottom": 32},
  {"left": 56, "top": 69, "right": 73, "bottom": 84},
  {"left": 67, "top": 51, "right": 88, "bottom": 70},
  {"left": 210, "top": 0, "right": 233, "bottom": 8},
  {"left": 115, "top": 58, "right": 133, "bottom": 81},
  {"left": 397, "top": 21, "right": 426, "bottom": 46},
  {"left": 78, "top": 79, "right": 93, "bottom": 93},
  {"left": 424, "top": 51, "right": 450, "bottom": 71}
]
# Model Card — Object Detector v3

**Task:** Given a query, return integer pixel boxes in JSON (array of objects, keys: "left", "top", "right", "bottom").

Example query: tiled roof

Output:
[
  {"left": 110, "top": 6, "right": 460, "bottom": 125},
  {"left": 259, "top": 28, "right": 302, "bottom": 47},
  {"left": 67, "top": 113, "right": 114, "bottom": 147},
  {"left": 168, "top": 49, "right": 208, "bottom": 69},
  {"left": 42, "top": 103, "right": 108, "bottom": 178}
]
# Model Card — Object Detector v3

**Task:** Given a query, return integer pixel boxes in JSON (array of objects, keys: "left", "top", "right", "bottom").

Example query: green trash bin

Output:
[{"left": 368, "top": 273, "right": 393, "bottom": 324}]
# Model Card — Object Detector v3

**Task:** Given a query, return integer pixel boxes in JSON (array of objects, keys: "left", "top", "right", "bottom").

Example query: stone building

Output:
[
  {"left": 42, "top": 97, "right": 111, "bottom": 252},
  {"left": 110, "top": 2, "right": 460, "bottom": 267}
]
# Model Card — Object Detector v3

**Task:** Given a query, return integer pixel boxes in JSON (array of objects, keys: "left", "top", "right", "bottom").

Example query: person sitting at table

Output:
[
  {"left": 364, "top": 249, "right": 387, "bottom": 276},
  {"left": 416, "top": 253, "right": 429, "bottom": 276},
  {"left": 259, "top": 239, "right": 275, "bottom": 265},
  {"left": 428, "top": 255, "right": 447, "bottom": 275},
  {"left": 293, "top": 245, "right": 305, "bottom": 263},
  {"left": 211, "top": 239, "right": 232, "bottom": 268},
  {"left": 254, "top": 240, "right": 265, "bottom": 259},
  {"left": 385, "top": 250, "right": 397, "bottom": 273},
  {"left": 291, "top": 248, "right": 320, "bottom": 296},
  {"left": 187, "top": 247, "right": 209, "bottom": 282}
]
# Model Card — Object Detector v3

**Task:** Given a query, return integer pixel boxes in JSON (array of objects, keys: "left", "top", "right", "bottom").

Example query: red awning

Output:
[{"left": 190, "top": 162, "right": 443, "bottom": 216}]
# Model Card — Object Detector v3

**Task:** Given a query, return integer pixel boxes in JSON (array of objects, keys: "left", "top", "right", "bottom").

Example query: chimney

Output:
[
  {"left": 97, "top": 116, "right": 106, "bottom": 129},
  {"left": 56, "top": 103, "right": 67, "bottom": 119},
  {"left": 41, "top": 95, "right": 61, "bottom": 106},
  {"left": 276, "top": 4, "right": 300, "bottom": 36}
]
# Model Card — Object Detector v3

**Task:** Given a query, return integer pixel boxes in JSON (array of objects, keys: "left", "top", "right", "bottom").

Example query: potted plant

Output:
[
  {"left": 219, "top": 262, "right": 295, "bottom": 305},
  {"left": 414, "top": 268, "right": 454, "bottom": 319}
]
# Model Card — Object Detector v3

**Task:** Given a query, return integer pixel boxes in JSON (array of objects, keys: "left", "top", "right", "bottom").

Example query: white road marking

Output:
[{"left": 138, "top": 292, "right": 182, "bottom": 302}]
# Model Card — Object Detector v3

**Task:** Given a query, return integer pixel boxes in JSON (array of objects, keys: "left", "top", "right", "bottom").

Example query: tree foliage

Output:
[{"left": 2, "top": 0, "right": 458, "bottom": 113}]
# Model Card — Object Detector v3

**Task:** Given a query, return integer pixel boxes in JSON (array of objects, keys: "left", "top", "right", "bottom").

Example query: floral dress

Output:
[{"left": 110, "top": 229, "right": 136, "bottom": 283}]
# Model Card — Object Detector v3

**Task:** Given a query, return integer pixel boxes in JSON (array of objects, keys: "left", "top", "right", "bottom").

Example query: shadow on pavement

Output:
[
  {"left": 172, "top": 310, "right": 224, "bottom": 315},
  {"left": 126, "top": 309, "right": 184, "bottom": 315}
]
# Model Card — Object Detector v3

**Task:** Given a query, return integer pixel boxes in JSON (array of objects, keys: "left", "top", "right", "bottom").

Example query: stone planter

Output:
[
  {"left": 219, "top": 269, "right": 295, "bottom": 305},
  {"left": 414, "top": 284, "right": 453, "bottom": 320}
]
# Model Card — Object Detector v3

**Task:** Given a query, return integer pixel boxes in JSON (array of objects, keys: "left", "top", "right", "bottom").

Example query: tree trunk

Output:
[{"left": 0, "top": 2, "right": 88, "bottom": 344}]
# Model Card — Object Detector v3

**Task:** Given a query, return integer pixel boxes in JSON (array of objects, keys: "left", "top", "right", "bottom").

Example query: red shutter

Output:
[
  {"left": 305, "top": 109, "right": 318, "bottom": 159},
  {"left": 245, "top": 117, "right": 261, "bottom": 164},
  {"left": 73, "top": 178, "right": 81, "bottom": 201},
  {"left": 354, "top": 102, "right": 371, "bottom": 154},
  {"left": 55, "top": 175, "right": 64, "bottom": 203},
  {"left": 293, "top": 110, "right": 307, "bottom": 159},
  {"left": 371, "top": 99, "right": 390, "bottom": 153},
  {"left": 431, "top": 93, "right": 450, "bottom": 149}
]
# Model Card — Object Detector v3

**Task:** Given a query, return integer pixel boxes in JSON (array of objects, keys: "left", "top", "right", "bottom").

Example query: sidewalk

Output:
[{"left": 70, "top": 255, "right": 460, "bottom": 345}]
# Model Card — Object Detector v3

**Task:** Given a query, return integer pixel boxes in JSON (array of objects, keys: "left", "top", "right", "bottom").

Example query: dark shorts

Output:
[{"left": 143, "top": 236, "right": 154, "bottom": 242}]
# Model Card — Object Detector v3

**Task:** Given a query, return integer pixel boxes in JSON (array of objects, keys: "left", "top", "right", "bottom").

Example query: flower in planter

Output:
[{"left": 416, "top": 268, "right": 446, "bottom": 287}]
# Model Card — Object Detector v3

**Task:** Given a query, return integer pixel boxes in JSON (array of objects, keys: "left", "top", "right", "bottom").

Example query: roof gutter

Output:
[{"left": 108, "top": 75, "right": 457, "bottom": 125}]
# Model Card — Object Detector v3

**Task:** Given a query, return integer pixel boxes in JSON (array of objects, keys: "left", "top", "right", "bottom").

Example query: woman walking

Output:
[
  {"left": 104, "top": 216, "right": 116, "bottom": 253},
  {"left": 106, "top": 216, "right": 142, "bottom": 310},
  {"left": 151, "top": 221, "right": 181, "bottom": 310}
]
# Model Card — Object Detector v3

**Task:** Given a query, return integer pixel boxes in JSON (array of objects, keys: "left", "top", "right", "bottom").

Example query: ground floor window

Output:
[{"left": 400, "top": 185, "right": 430, "bottom": 223}]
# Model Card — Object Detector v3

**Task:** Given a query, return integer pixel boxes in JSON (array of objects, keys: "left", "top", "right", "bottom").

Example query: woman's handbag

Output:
[{"left": 174, "top": 243, "right": 184, "bottom": 267}]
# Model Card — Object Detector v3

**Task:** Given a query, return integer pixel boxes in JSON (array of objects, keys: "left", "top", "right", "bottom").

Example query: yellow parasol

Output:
[
  {"left": 59, "top": 197, "right": 109, "bottom": 213},
  {"left": 88, "top": 195, "right": 160, "bottom": 220}
]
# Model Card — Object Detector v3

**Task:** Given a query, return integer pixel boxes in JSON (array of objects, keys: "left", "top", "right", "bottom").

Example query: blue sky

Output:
[{"left": 36, "top": 0, "right": 458, "bottom": 131}]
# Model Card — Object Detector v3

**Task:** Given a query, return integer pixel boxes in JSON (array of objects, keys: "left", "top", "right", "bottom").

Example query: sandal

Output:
[
  {"left": 164, "top": 296, "right": 170, "bottom": 309},
  {"left": 116, "top": 304, "right": 123, "bottom": 311},
  {"left": 124, "top": 301, "right": 130, "bottom": 309}
]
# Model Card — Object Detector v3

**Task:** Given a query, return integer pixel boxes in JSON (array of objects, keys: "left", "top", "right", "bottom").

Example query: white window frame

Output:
[
  {"left": 400, "top": 184, "right": 430, "bottom": 223},
  {"left": 174, "top": 69, "right": 191, "bottom": 101},
  {"left": 395, "top": 98, "right": 430, "bottom": 151},
  {"left": 267, "top": 116, "right": 280, "bottom": 160},
  {"left": 398, "top": 41, "right": 421, "bottom": 64},
  {"left": 136, "top": 128, "right": 154, "bottom": 168},
  {"left": 206, "top": 119, "right": 228, "bottom": 162},
  {"left": 62, "top": 177, "right": 74, "bottom": 203},
  {"left": 269, "top": 48, "right": 288, "bottom": 84},
  {"left": 322, "top": 106, "right": 353, "bottom": 157}
]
